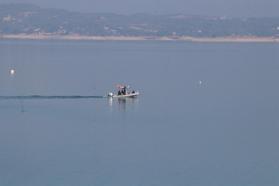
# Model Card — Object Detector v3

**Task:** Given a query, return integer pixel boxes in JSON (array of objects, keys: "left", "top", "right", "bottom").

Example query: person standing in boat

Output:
[
  {"left": 123, "top": 86, "right": 127, "bottom": 95},
  {"left": 116, "top": 84, "right": 128, "bottom": 95},
  {"left": 121, "top": 86, "right": 127, "bottom": 95}
]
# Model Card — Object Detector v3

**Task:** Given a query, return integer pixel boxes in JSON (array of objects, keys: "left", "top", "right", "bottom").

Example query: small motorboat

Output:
[{"left": 108, "top": 84, "right": 139, "bottom": 98}]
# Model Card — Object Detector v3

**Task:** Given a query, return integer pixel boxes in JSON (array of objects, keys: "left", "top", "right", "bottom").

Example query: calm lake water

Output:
[{"left": 0, "top": 40, "right": 278, "bottom": 186}]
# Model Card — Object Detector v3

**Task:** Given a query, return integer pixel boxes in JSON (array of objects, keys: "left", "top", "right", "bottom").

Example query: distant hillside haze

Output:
[{"left": 0, "top": 3, "right": 279, "bottom": 37}]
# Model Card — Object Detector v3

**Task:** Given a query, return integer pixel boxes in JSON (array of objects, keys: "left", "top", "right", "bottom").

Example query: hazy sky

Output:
[{"left": 0, "top": 0, "right": 278, "bottom": 17}]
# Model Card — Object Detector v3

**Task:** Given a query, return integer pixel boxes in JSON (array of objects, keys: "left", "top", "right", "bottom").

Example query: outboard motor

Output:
[{"left": 108, "top": 92, "right": 114, "bottom": 97}]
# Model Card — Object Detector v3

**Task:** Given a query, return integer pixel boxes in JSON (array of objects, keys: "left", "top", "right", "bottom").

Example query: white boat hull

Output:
[{"left": 108, "top": 92, "right": 139, "bottom": 98}]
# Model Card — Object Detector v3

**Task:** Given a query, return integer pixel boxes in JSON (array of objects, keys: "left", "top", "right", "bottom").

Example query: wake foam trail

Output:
[{"left": 0, "top": 95, "right": 105, "bottom": 100}]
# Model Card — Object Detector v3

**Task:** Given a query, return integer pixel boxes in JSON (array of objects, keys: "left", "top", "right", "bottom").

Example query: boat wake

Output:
[{"left": 0, "top": 95, "right": 105, "bottom": 100}]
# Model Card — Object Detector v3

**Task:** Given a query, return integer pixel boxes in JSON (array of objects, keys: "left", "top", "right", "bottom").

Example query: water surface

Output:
[{"left": 0, "top": 40, "right": 278, "bottom": 186}]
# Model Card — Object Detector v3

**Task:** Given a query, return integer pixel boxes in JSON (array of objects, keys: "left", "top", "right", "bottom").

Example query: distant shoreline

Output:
[{"left": 1, "top": 34, "right": 279, "bottom": 43}]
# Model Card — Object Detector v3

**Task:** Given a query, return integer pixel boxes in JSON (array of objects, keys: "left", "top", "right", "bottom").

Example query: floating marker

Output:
[
  {"left": 199, "top": 80, "right": 202, "bottom": 85},
  {"left": 10, "top": 69, "right": 15, "bottom": 76}
]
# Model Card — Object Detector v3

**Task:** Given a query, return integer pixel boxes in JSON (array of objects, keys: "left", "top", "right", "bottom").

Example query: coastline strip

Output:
[{"left": 0, "top": 34, "right": 279, "bottom": 43}]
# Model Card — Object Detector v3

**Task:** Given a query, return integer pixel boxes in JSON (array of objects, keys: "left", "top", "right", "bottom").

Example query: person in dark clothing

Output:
[{"left": 123, "top": 86, "right": 127, "bottom": 95}]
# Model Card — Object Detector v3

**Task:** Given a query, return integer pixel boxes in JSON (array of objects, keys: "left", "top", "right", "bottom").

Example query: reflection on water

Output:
[{"left": 108, "top": 97, "right": 139, "bottom": 112}]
